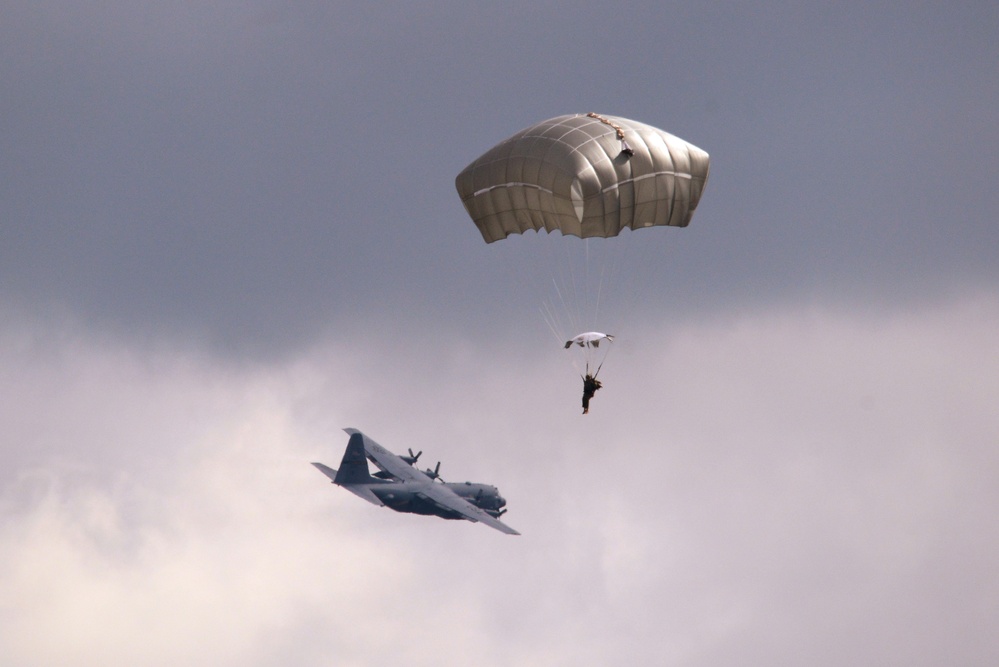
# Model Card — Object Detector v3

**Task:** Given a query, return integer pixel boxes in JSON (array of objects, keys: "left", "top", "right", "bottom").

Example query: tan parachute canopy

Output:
[{"left": 455, "top": 113, "right": 710, "bottom": 243}]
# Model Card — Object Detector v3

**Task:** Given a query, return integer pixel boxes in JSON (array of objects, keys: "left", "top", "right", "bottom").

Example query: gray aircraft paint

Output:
[{"left": 313, "top": 429, "right": 519, "bottom": 535}]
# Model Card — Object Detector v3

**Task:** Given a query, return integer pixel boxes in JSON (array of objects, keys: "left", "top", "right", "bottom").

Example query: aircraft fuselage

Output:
[{"left": 367, "top": 481, "right": 506, "bottom": 520}]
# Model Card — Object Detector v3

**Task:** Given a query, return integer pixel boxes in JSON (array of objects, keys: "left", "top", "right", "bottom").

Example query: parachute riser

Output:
[{"left": 581, "top": 360, "right": 606, "bottom": 380}]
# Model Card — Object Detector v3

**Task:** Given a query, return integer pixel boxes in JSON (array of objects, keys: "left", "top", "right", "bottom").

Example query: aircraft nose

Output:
[{"left": 496, "top": 495, "right": 507, "bottom": 508}]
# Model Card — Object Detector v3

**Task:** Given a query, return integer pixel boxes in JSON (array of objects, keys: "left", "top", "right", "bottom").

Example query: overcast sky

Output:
[{"left": 2, "top": 2, "right": 998, "bottom": 665}]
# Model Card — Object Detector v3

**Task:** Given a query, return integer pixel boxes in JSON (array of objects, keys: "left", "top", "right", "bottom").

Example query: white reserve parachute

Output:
[{"left": 564, "top": 332, "right": 614, "bottom": 349}]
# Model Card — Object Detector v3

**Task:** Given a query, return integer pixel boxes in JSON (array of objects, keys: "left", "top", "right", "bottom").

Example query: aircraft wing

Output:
[
  {"left": 417, "top": 483, "right": 520, "bottom": 535},
  {"left": 343, "top": 428, "right": 427, "bottom": 483}
]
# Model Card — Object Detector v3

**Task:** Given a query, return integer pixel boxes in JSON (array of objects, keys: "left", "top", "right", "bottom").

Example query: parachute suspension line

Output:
[
  {"left": 581, "top": 355, "right": 608, "bottom": 382},
  {"left": 539, "top": 303, "right": 557, "bottom": 342},
  {"left": 583, "top": 236, "right": 623, "bottom": 337},
  {"left": 563, "top": 236, "right": 583, "bottom": 335},
  {"left": 574, "top": 236, "right": 606, "bottom": 336},
  {"left": 550, "top": 241, "right": 580, "bottom": 335},
  {"left": 539, "top": 287, "right": 567, "bottom": 347},
  {"left": 541, "top": 231, "right": 585, "bottom": 337},
  {"left": 583, "top": 237, "right": 594, "bottom": 325},
  {"left": 592, "top": 244, "right": 613, "bottom": 327}
]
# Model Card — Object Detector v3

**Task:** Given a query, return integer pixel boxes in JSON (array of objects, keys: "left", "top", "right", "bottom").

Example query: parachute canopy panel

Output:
[{"left": 455, "top": 113, "right": 710, "bottom": 243}]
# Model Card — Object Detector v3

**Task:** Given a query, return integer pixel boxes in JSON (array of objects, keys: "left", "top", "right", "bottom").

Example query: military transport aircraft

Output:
[{"left": 312, "top": 429, "right": 519, "bottom": 535}]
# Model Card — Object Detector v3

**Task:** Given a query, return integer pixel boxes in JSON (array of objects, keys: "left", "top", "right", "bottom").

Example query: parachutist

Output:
[{"left": 581, "top": 374, "right": 602, "bottom": 415}]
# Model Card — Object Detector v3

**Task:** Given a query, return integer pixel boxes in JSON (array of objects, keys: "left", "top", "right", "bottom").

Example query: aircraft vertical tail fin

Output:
[{"left": 334, "top": 432, "right": 373, "bottom": 485}]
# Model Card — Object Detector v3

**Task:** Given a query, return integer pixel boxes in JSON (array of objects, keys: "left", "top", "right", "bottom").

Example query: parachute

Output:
[
  {"left": 455, "top": 113, "right": 710, "bottom": 243},
  {"left": 564, "top": 332, "right": 615, "bottom": 349},
  {"left": 562, "top": 331, "right": 615, "bottom": 381},
  {"left": 456, "top": 113, "right": 710, "bottom": 380}
]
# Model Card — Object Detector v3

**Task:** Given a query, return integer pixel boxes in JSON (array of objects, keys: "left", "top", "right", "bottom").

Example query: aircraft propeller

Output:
[
  {"left": 401, "top": 448, "right": 422, "bottom": 465},
  {"left": 424, "top": 461, "right": 442, "bottom": 482}
]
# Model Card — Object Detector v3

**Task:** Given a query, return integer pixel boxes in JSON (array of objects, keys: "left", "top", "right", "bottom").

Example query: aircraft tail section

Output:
[{"left": 334, "top": 432, "right": 373, "bottom": 485}]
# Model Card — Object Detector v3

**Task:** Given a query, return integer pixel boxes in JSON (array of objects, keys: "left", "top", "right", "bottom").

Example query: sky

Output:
[{"left": 2, "top": 2, "right": 998, "bottom": 665}]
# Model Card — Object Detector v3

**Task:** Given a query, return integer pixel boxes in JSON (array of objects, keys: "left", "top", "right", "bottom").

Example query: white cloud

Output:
[{"left": 1, "top": 294, "right": 998, "bottom": 665}]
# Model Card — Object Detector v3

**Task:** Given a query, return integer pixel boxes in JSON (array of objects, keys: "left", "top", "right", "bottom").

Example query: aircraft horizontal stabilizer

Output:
[{"left": 312, "top": 462, "right": 338, "bottom": 481}]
